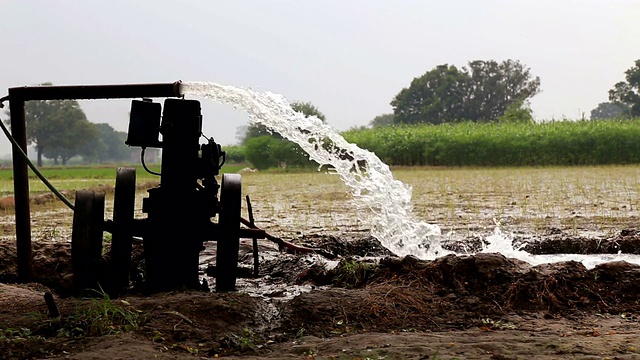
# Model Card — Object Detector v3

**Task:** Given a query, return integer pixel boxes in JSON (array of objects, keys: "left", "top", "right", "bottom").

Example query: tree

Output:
[
  {"left": 235, "top": 125, "right": 248, "bottom": 144},
  {"left": 46, "top": 128, "right": 97, "bottom": 165},
  {"left": 35, "top": 101, "right": 97, "bottom": 165},
  {"left": 102, "top": 127, "right": 130, "bottom": 162},
  {"left": 391, "top": 60, "right": 541, "bottom": 124},
  {"left": 496, "top": 99, "right": 535, "bottom": 124},
  {"left": 369, "top": 113, "right": 395, "bottom": 127},
  {"left": 465, "top": 60, "right": 541, "bottom": 121},
  {"left": 590, "top": 102, "right": 631, "bottom": 120},
  {"left": 3, "top": 83, "right": 96, "bottom": 166},
  {"left": 391, "top": 64, "right": 468, "bottom": 125},
  {"left": 14, "top": 102, "right": 96, "bottom": 166},
  {"left": 609, "top": 59, "right": 640, "bottom": 117},
  {"left": 78, "top": 123, "right": 130, "bottom": 164},
  {"left": 291, "top": 101, "right": 326, "bottom": 122}
]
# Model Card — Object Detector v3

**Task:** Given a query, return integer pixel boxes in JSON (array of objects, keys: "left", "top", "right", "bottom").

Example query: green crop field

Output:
[
  {"left": 0, "top": 164, "right": 247, "bottom": 196},
  {"left": 343, "top": 118, "right": 640, "bottom": 167}
]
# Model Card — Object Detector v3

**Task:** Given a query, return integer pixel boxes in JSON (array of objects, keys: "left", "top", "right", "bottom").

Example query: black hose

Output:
[
  {"left": 141, "top": 147, "right": 161, "bottom": 176},
  {"left": 0, "top": 118, "right": 75, "bottom": 210}
]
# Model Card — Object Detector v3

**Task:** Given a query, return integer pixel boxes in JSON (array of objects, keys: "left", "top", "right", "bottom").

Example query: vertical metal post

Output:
[{"left": 8, "top": 94, "right": 32, "bottom": 283}]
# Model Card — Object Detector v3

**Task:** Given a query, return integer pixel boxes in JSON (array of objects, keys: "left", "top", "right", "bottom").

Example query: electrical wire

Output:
[
  {"left": 0, "top": 117, "right": 75, "bottom": 210},
  {"left": 141, "top": 147, "right": 161, "bottom": 176}
]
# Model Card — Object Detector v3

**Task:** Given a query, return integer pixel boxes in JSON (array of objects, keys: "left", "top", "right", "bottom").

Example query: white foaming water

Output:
[
  {"left": 182, "top": 81, "right": 444, "bottom": 258},
  {"left": 481, "top": 227, "right": 640, "bottom": 269},
  {"left": 182, "top": 81, "right": 640, "bottom": 269}
]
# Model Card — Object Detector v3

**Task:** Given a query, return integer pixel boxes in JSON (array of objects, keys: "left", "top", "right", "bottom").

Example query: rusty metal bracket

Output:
[
  {"left": 246, "top": 196, "right": 259, "bottom": 277},
  {"left": 239, "top": 216, "right": 336, "bottom": 260}
]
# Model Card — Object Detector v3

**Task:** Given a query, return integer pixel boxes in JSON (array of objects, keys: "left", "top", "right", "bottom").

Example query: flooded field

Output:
[
  {"left": 2, "top": 164, "right": 640, "bottom": 248},
  {"left": 2, "top": 165, "right": 640, "bottom": 359},
  {"left": 402, "top": 166, "right": 640, "bottom": 237},
  {"left": 244, "top": 165, "right": 640, "bottom": 241}
]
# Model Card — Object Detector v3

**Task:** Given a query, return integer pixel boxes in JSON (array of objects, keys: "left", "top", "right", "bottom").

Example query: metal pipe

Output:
[
  {"left": 8, "top": 81, "right": 182, "bottom": 101},
  {"left": 7, "top": 81, "right": 182, "bottom": 283},
  {"left": 8, "top": 94, "right": 31, "bottom": 282}
]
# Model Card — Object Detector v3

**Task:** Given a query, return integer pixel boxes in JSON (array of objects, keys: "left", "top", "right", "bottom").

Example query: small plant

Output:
[
  {"left": 224, "top": 328, "right": 256, "bottom": 351},
  {"left": 0, "top": 327, "right": 38, "bottom": 340},
  {"left": 57, "top": 289, "right": 146, "bottom": 337},
  {"left": 42, "top": 225, "right": 59, "bottom": 241},
  {"left": 303, "top": 349, "right": 316, "bottom": 357},
  {"left": 333, "top": 259, "right": 377, "bottom": 288}
]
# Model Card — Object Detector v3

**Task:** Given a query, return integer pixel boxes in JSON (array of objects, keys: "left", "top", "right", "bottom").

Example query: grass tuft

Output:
[{"left": 57, "top": 289, "right": 146, "bottom": 338}]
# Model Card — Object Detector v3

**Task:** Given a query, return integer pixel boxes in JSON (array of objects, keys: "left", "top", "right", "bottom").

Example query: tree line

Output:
[
  {"left": 238, "top": 58, "right": 640, "bottom": 169},
  {"left": 4, "top": 59, "right": 639, "bottom": 169},
  {"left": 373, "top": 59, "right": 640, "bottom": 128}
]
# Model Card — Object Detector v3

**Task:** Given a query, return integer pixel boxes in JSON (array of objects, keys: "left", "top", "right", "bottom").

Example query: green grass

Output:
[
  {"left": 332, "top": 259, "right": 377, "bottom": 288},
  {"left": 57, "top": 291, "right": 146, "bottom": 338},
  {"left": 0, "top": 327, "right": 41, "bottom": 341},
  {"left": 0, "top": 164, "right": 248, "bottom": 196}
]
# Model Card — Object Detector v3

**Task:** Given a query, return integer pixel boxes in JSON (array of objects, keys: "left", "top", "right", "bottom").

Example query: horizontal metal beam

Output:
[{"left": 8, "top": 81, "right": 182, "bottom": 101}]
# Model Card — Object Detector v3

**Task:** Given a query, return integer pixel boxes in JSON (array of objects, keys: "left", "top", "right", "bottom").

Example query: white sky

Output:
[{"left": 1, "top": 0, "right": 638, "bottom": 156}]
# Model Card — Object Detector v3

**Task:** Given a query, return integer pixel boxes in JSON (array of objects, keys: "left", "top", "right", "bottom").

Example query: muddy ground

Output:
[{"left": 2, "top": 226, "right": 640, "bottom": 360}]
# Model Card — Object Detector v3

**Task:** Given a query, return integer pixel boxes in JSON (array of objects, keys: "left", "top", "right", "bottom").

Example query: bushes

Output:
[
  {"left": 243, "top": 136, "right": 314, "bottom": 170},
  {"left": 222, "top": 145, "right": 247, "bottom": 164}
]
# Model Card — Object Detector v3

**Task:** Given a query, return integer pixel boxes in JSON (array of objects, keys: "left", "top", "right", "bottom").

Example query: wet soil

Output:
[
  {"left": 2, "top": 228, "right": 640, "bottom": 359},
  {"left": 3, "top": 168, "right": 640, "bottom": 359}
]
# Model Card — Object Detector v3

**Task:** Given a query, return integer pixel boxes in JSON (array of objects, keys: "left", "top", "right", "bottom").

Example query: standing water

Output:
[{"left": 181, "top": 82, "right": 640, "bottom": 268}]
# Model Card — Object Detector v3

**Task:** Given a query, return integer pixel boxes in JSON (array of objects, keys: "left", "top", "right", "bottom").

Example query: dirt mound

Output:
[
  {"left": 0, "top": 241, "right": 73, "bottom": 291},
  {"left": 525, "top": 228, "right": 640, "bottom": 254},
  {"left": 283, "top": 253, "right": 640, "bottom": 338},
  {"left": 298, "top": 234, "right": 395, "bottom": 257},
  {"left": 3, "top": 234, "right": 640, "bottom": 358}
]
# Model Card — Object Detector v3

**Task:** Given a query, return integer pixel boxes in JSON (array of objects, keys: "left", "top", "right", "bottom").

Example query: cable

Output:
[
  {"left": 141, "top": 147, "right": 161, "bottom": 176},
  {"left": 0, "top": 118, "right": 75, "bottom": 211}
]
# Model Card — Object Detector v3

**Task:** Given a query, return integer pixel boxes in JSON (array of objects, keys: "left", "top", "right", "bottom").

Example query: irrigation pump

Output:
[
  {"left": 2, "top": 82, "right": 265, "bottom": 297},
  {"left": 100, "top": 98, "right": 268, "bottom": 295}
]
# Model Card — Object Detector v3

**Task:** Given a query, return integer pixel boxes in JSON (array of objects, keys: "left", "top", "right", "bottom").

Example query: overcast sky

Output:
[{"left": 1, "top": 0, "right": 638, "bottom": 157}]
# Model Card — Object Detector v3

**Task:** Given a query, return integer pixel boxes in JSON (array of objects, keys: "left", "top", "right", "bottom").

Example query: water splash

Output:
[
  {"left": 181, "top": 82, "right": 444, "bottom": 258},
  {"left": 480, "top": 227, "right": 640, "bottom": 269}
]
